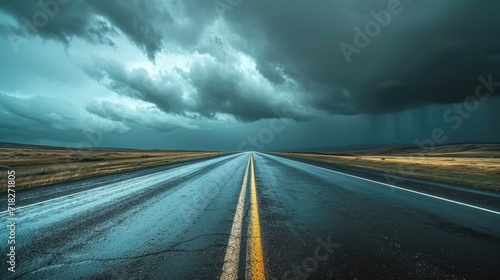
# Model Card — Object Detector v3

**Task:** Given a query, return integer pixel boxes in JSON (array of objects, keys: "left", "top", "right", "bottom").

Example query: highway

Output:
[{"left": 1, "top": 152, "right": 499, "bottom": 279}]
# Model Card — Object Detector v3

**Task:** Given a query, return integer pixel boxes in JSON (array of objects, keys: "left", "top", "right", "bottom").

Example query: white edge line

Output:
[
  {"left": 220, "top": 155, "right": 251, "bottom": 280},
  {"left": 260, "top": 153, "right": 500, "bottom": 216}
]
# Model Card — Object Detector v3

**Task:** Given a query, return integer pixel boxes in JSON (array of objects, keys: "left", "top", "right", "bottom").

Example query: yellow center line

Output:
[{"left": 250, "top": 153, "right": 266, "bottom": 279}]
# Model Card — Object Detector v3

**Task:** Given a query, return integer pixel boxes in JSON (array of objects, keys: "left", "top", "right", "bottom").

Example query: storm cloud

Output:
[
  {"left": 0, "top": 0, "right": 499, "bottom": 149},
  {"left": 222, "top": 0, "right": 500, "bottom": 114},
  {"left": 3, "top": 0, "right": 499, "bottom": 116}
]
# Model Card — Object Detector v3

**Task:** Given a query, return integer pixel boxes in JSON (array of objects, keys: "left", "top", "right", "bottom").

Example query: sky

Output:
[{"left": 0, "top": 0, "right": 499, "bottom": 151}]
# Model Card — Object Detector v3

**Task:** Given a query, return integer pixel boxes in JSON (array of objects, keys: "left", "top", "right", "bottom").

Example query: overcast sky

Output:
[{"left": 0, "top": 0, "right": 499, "bottom": 151}]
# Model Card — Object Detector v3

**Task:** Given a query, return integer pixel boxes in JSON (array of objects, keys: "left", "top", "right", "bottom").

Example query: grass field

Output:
[
  {"left": 0, "top": 143, "right": 227, "bottom": 192},
  {"left": 277, "top": 144, "right": 500, "bottom": 191}
]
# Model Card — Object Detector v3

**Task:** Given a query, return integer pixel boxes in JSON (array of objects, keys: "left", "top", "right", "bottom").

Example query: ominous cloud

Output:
[
  {"left": 0, "top": 0, "right": 214, "bottom": 60},
  {"left": 3, "top": 0, "right": 499, "bottom": 118},
  {"left": 222, "top": 0, "right": 500, "bottom": 114},
  {"left": 0, "top": 92, "right": 129, "bottom": 134},
  {"left": 81, "top": 54, "right": 311, "bottom": 122},
  {"left": 1, "top": 0, "right": 499, "bottom": 149}
]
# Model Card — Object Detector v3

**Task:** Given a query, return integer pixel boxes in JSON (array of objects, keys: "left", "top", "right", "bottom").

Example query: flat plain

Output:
[
  {"left": 277, "top": 144, "right": 500, "bottom": 190},
  {"left": 0, "top": 142, "right": 224, "bottom": 192}
]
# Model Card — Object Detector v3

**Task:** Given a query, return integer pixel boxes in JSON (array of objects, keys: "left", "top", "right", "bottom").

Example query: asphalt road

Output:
[{"left": 1, "top": 152, "right": 499, "bottom": 279}]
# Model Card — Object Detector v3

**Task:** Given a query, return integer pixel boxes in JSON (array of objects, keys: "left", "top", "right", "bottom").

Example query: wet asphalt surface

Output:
[{"left": 1, "top": 152, "right": 499, "bottom": 279}]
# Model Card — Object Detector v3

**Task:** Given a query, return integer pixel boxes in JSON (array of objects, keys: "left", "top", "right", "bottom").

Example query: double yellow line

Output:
[{"left": 220, "top": 153, "right": 266, "bottom": 280}]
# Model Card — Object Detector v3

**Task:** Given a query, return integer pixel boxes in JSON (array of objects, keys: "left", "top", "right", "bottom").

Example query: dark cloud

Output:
[
  {"left": 85, "top": 101, "right": 185, "bottom": 132},
  {"left": 82, "top": 58, "right": 186, "bottom": 114},
  {"left": 3, "top": 0, "right": 499, "bottom": 117},
  {"left": 223, "top": 0, "right": 500, "bottom": 114},
  {"left": 83, "top": 57, "right": 309, "bottom": 122},
  {"left": 1, "top": 0, "right": 499, "bottom": 150},
  {"left": 86, "top": 18, "right": 118, "bottom": 46},
  {"left": 89, "top": 0, "right": 171, "bottom": 60},
  {"left": 0, "top": 93, "right": 128, "bottom": 134},
  {"left": 0, "top": 0, "right": 92, "bottom": 44},
  {"left": 185, "top": 59, "right": 309, "bottom": 121},
  {"left": 0, "top": 0, "right": 214, "bottom": 60}
]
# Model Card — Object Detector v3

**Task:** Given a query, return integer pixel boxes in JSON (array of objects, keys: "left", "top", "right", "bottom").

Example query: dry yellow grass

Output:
[
  {"left": 0, "top": 147, "right": 227, "bottom": 192},
  {"left": 277, "top": 145, "right": 500, "bottom": 190}
]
